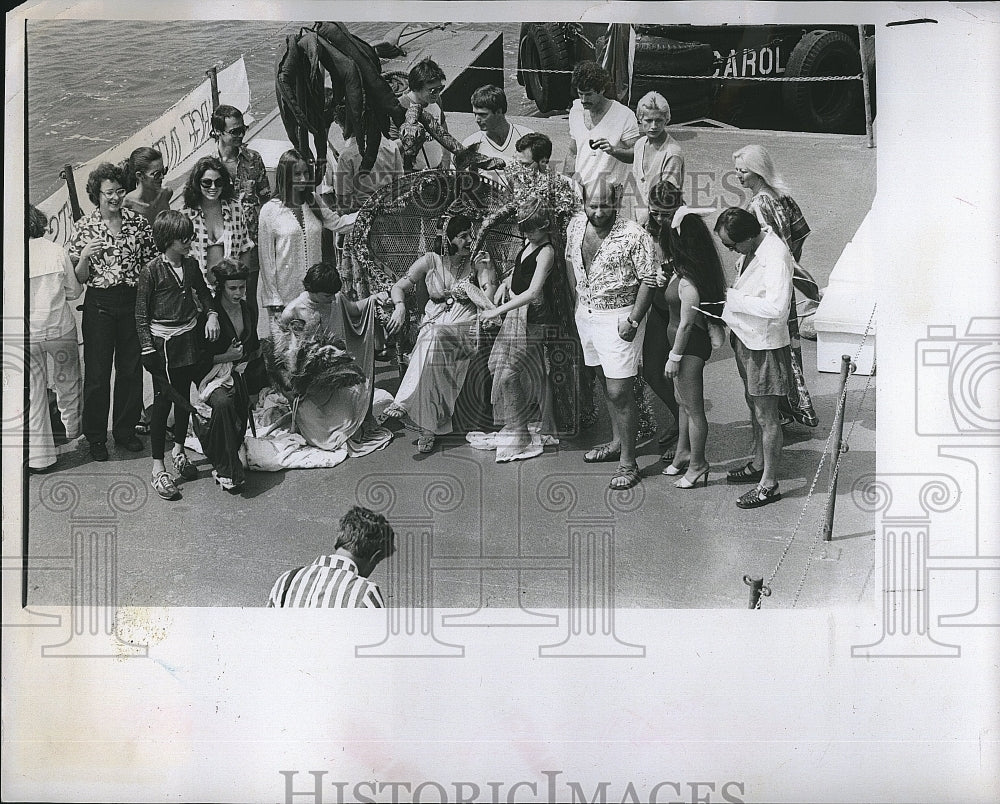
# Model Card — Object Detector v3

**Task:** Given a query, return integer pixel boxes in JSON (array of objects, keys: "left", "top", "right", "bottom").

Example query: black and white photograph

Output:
[{"left": 3, "top": 2, "right": 998, "bottom": 802}]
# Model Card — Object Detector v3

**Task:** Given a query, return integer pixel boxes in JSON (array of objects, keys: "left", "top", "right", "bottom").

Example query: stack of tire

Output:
[
  {"left": 517, "top": 23, "right": 718, "bottom": 120},
  {"left": 629, "top": 25, "right": 719, "bottom": 122},
  {"left": 781, "top": 29, "right": 870, "bottom": 134}
]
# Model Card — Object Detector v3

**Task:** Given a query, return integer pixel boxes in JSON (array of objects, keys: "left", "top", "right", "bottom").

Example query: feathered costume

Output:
[{"left": 276, "top": 22, "right": 506, "bottom": 179}]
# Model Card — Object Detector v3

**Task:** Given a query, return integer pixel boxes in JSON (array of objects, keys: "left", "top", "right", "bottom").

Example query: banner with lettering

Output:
[{"left": 37, "top": 58, "right": 250, "bottom": 245}]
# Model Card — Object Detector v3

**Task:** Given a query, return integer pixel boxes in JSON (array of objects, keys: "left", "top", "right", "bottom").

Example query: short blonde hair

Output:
[{"left": 636, "top": 91, "right": 671, "bottom": 124}]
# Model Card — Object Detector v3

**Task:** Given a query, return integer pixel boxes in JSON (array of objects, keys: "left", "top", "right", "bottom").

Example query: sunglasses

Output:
[
  {"left": 200, "top": 178, "right": 226, "bottom": 189},
  {"left": 224, "top": 126, "right": 247, "bottom": 138},
  {"left": 144, "top": 168, "right": 167, "bottom": 180},
  {"left": 720, "top": 239, "right": 741, "bottom": 252}
]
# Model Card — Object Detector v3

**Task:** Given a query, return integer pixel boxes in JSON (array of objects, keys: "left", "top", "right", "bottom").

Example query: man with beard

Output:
[{"left": 564, "top": 181, "right": 657, "bottom": 490}]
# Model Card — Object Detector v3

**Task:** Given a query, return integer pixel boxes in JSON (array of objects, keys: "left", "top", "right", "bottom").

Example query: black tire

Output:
[
  {"left": 519, "top": 24, "right": 574, "bottom": 113},
  {"left": 631, "top": 34, "right": 717, "bottom": 110},
  {"left": 782, "top": 30, "right": 864, "bottom": 133}
]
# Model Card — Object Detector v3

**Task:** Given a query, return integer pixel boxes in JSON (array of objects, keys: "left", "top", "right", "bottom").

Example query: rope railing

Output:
[
  {"left": 747, "top": 304, "right": 877, "bottom": 609},
  {"left": 420, "top": 63, "right": 864, "bottom": 82}
]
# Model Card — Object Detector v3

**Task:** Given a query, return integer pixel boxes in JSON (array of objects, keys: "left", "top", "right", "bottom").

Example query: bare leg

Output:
[
  {"left": 751, "top": 394, "right": 783, "bottom": 487},
  {"left": 675, "top": 356, "right": 709, "bottom": 480},
  {"left": 603, "top": 374, "right": 638, "bottom": 469}
]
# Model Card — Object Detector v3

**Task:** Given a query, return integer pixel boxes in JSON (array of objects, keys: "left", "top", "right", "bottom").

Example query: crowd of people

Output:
[{"left": 27, "top": 54, "right": 825, "bottom": 541}]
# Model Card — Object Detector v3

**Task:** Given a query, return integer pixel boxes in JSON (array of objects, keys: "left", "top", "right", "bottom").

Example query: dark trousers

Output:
[
  {"left": 81, "top": 286, "right": 142, "bottom": 444},
  {"left": 202, "top": 382, "right": 249, "bottom": 484},
  {"left": 149, "top": 362, "right": 206, "bottom": 460}
]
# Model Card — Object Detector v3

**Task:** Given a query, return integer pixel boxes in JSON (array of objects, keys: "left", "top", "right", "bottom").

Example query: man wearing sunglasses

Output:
[
  {"left": 212, "top": 104, "right": 270, "bottom": 318},
  {"left": 714, "top": 207, "right": 795, "bottom": 510}
]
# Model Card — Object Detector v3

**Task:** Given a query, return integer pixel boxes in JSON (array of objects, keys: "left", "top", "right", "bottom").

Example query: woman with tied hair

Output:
[
  {"left": 123, "top": 146, "right": 172, "bottom": 225},
  {"left": 632, "top": 91, "right": 685, "bottom": 227},
  {"left": 383, "top": 213, "right": 497, "bottom": 453},
  {"left": 181, "top": 155, "right": 255, "bottom": 288},
  {"left": 475, "top": 198, "right": 558, "bottom": 462},
  {"left": 256, "top": 149, "right": 356, "bottom": 339},
  {"left": 564, "top": 60, "right": 641, "bottom": 220},
  {"left": 643, "top": 181, "right": 726, "bottom": 488},
  {"left": 26, "top": 203, "right": 83, "bottom": 472},
  {"left": 733, "top": 143, "right": 820, "bottom": 428},
  {"left": 67, "top": 161, "right": 156, "bottom": 461},
  {"left": 197, "top": 258, "right": 262, "bottom": 492}
]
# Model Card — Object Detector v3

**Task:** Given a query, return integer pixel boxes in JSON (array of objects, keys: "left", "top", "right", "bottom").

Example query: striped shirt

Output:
[{"left": 266, "top": 555, "right": 385, "bottom": 608}]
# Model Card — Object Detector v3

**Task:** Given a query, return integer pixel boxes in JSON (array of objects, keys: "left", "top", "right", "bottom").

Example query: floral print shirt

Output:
[
  {"left": 182, "top": 199, "right": 255, "bottom": 286},
  {"left": 217, "top": 144, "right": 271, "bottom": 241},
  {"left": 66, "top": 206, "right": 156, "bottom": 289},
  {"left": 565, "top": 213, "right": 656, "bottom": 310}
]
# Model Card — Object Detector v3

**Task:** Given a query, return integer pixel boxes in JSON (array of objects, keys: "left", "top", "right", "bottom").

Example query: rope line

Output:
[
  {"left": 424, "top": 63, "right": 863, "bottom": 82},
  {"left": 789, "top": 353, "right": 877, "bottom": 608},
  {"left": 760, "top": 303, "right": 877, "bottom": 604}
]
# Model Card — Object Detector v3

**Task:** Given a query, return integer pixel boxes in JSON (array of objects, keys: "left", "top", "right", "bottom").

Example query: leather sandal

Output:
[
  {"left": 417, "top": 433, "right": 436, "bottom": 453},
  {"left": 727, "top": 461, "right": 763, "bottom": 484},
  {"left": 736, "top": 483, "right": 782, "bottom": 509},
  {"left": 609, "top": 464, "right": 642, "bottom": 490},
  {"left": 151, "top": 471, "right": 180, "bottom": 501},
  {"left": 584, "top": 442, "right": 621, "bottom": 463}
]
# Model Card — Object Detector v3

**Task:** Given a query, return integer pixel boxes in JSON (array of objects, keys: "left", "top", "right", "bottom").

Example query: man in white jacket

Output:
[{"left": 715, "top": 207, "right": 794, "bottom": 509}]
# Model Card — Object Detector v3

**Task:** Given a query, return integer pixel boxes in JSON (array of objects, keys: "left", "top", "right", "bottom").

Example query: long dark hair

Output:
[
  {"left": 182, "top": 156, "right": 235, "bottom": 208},
  {"left": 650, "top": 181, "right": 726, "bottom": 306}
]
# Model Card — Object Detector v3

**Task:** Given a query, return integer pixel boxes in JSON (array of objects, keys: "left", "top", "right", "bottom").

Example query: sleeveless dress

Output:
[
  {"left": 392, "top": 253, "right": 480, "bottom": 434},
  {"left": 488, "top": 243, "right": 555, "bottom": 434}
]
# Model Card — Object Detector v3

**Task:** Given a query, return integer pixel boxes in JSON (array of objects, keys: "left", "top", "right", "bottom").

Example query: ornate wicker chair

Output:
[{"left": 347, "top": 169, "right": 521, "bottom": 377}]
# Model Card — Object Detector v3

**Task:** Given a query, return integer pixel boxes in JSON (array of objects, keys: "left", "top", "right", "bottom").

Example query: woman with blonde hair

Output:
[
  {"left": 632, "top": 91, "right": 684, "bottom": 226},
  {"left": 733, "top": 143, "right": 819, "bottom": 428}
]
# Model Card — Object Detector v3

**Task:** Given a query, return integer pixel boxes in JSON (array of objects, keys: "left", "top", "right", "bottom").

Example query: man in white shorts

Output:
[{"left": 565, "top": 181, "right": 657, "bottom": 489}]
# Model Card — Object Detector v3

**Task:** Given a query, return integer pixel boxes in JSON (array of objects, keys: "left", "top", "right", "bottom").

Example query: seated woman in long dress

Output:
[
  {"left": 383, "top": 214, "right": 497, "bottom": 453},
  {"left": 270, "top": 261, "right": 391, "bottom": 453}
]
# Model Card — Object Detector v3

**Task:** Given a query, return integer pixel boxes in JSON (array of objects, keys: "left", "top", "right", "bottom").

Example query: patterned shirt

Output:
[
  {"left": 182, "top": 199, "right": 255, "bottom": 286},
  {"left": 217, "top": 144, "right": 271, "bottom": 241},
  {"left": 565, "top": 213, "right": 656, "bottom": 310},
  {"left": 266, "top": 554, "right": 385, "bottom": 608},
  {"left": 66, "top": 206, "right": 156, "bottom": 288}
]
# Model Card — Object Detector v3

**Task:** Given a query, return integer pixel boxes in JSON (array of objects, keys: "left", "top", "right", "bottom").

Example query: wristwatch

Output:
[{"left": 625, "top": 317, "right": 639, "bottom": 330}]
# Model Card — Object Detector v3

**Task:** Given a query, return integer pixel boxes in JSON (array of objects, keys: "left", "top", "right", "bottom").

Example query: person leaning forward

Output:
[
  {"left": 267, "top": 506, "right": 396, "bottom": 608},
  {"left": 565, "top": 180, "right": 657, "bottom": 490},
  {"left": 714, "top": 207, "right": 795, "bottom": 510}
]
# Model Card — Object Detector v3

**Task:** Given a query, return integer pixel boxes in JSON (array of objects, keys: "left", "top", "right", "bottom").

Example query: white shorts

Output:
[{"left": 575, "top": 305, "right": 646, "bottom": 380}]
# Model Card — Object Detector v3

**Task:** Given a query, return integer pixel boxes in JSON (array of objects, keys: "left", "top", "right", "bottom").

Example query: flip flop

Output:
[
  {"left": 609, "top": 464, "right": 641, "bottom": 490},
  {"left": 584, "top": 442, "right": 621, "bottom": 463}
]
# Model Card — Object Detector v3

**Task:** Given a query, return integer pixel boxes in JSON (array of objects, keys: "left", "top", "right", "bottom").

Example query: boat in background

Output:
[{"left": 37, "top": 24, "right": 504, "bottom": 245}]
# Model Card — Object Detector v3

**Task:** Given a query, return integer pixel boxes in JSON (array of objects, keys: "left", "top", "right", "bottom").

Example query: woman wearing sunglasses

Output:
[
  {"left": 123, "top": 146, "right": 172, "bottom": 226},
  {"left": 180, "top": 156, "right": 255, "bottom": 288}
]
